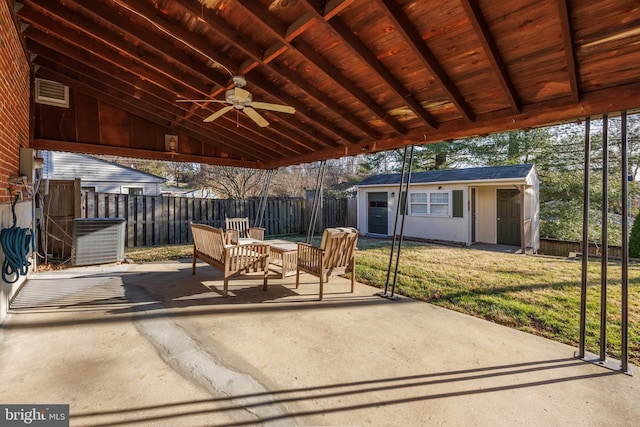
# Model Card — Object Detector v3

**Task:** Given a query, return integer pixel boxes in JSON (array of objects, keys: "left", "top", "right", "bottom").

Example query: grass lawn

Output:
[{"left": 125, "top": 237, "right": 639, "bottom": 366}]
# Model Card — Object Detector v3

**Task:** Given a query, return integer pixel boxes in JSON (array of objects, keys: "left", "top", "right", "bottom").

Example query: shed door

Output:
[
  {"left": 497, "top": 189, "right": 520, "bottom": 245},
  {"left": 368, "top": 192, "right": 388, "bottom": 235}
]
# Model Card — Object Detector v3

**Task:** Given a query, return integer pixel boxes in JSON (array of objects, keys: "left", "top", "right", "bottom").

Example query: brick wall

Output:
[{"left": 0, "top": 0, "right": 31, "bottom": 204}]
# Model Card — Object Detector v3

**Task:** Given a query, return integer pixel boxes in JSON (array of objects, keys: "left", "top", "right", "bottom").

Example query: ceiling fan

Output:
[{"left": 177, "top": 76, "right": 295, "bottom": 127}]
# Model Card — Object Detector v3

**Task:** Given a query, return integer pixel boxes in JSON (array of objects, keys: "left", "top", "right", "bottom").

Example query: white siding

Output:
[
  {"left": 356, "top": 165, "right": 540, "bottom": 248},
  {"left": 49, "top": 151, "right": 165, "bottom": 196},
  {"left": 358, "top": 184, "right": 468, "bottom": 244}
]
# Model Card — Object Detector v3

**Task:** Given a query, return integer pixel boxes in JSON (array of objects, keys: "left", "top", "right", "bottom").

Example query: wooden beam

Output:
[
  {"left": 35, "top": 65, "right": 283, "bottom": 162},
  {"left": 556, "top": 0, "right": 580, "bottom": 102},
  {"left": 264, "top": 81, "right": 640, "bottom": 168},
  {"left": 459, "top": 0, "right": 521, "bottom": 113},
  {"left": 26, "top": 35, "right": 292, "bottom": 160},
  {"left": 69, "top": 0, "right": 228, "bottom": 89},
  {"left": 302, "top": 0, "right": 440, "bottom": 129},
  {"left": 238, "top": 0, "right": 408, "bottom": 135},
  {"left": 375, "top": 0, "right": 476, "bottom": 121},
  {"left": 37, "top": 0, "right": 330, "bottom": 152},
  {"left": 319, "top": 14, "right": 439, "bottom": 128},
  {"left": 293, "top": 40, "right": 407, "bottom": 135},
  {"left": 178, "top": 0, "right": 378, "bottom": 142},
  {"left": 20, "top": 1, "right": 214, "bottom": 98},
  {"left": 32, "top": 139, "right": 266, "bottom": 169},
  {"left": 22, "top": 18, "right": 325, "bottom": 157}
]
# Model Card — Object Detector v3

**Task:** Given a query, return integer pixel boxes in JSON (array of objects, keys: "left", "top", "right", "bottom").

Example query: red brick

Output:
[{"left": 0, "top": 1, "right": 30, "bottom": 204}]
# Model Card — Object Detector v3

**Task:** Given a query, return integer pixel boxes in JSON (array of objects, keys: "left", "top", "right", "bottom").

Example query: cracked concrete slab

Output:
[{"left": 1, "top": 259, "right": 638, "bottom": 426}]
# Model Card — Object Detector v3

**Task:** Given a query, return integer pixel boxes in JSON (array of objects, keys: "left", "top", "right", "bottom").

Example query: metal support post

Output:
[
  {"left": 389, "top": 146, "right": 414, "bottom": 299},
  {"left": 378, "top": 146, "right": 414, "bottom": 300},
  {"left": 255, "top": 169, "right": 273, "bottom": 228},
  {"left": 575, "top": 113, "right": 633, "bottom": 376},
  {"left": 306, "top": 160, "right": 326, "bottom": 245},
  {"left": 380, "top": 147, "right": 409, "bottom": 297},
  {"left": 600, "top": 114, "right": 608, "bottom": 362},
  {"left": 577, "top": 118, "right": 590, "bottom": 359},
  {"left": 621, "top": 111, "right": 631, "bottom": 374}
]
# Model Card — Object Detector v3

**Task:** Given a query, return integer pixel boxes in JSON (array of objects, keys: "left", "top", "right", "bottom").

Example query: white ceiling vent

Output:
[{"left": 35, "top": 78, "right": 69, "bottom": 108}]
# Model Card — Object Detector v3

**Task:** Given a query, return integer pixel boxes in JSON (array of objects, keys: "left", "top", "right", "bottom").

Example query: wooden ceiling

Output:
[{"left": 16, "top": 0, "right": 640, "bottom": 168}]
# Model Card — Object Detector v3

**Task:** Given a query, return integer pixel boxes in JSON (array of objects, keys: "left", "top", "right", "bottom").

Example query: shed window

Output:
[
  {"left": 430, "top": 192, "right": 449, "bottom": 215},
  {"left": 409, "top": 191, "right": 450, "bottom": 216},
  {"left": 409, "top": 193, "right": 429, "bottom": 214}
]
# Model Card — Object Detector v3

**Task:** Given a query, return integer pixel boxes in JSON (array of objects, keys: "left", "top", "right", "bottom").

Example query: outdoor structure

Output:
[
  {"left": 1, "top": 0, "right": 639, "bottom": 372},
  {"left": 45, "top": 151, "right": 166, "bottom": 196},
  {"left": 356, "top": 164, "right": 539, "bottom": 251}
]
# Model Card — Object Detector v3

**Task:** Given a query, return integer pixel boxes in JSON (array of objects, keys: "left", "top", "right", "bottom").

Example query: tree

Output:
[
  {"left": 166, "top": 162, "right": 196, "bottom": 187},
  {"left": 630, "top": 214, "right": 640, "bottom": 258},
  {"left": 190, "top": 165, "right": 270, "bottom": 199}
]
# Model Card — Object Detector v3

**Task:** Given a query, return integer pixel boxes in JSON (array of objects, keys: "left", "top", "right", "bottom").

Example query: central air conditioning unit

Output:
[{"left": 72, "top": 218, "right": 126, "bottom": 266}]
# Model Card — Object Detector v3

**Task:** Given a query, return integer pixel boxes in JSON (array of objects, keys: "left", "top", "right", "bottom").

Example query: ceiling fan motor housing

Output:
[{"left": 225, "top": 88, "right": 252, "bottom": 107}]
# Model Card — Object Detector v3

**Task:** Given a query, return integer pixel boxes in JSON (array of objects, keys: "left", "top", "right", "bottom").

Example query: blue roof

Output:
[{"left": 357, "top": 164, "right": 535, "bottom": 186}]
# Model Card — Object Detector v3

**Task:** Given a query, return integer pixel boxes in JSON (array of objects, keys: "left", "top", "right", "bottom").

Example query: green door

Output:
[
  {"left": 497, "top": 189, "right": 520, "bottom": 245},
  {"left": 368, "top": 192, "right": 388, "bottom": 235}
]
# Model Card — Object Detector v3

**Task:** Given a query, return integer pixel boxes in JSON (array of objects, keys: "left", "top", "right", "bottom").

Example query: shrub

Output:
[{"left": 629, "top": 214, "right": 640, "bottom": 258}]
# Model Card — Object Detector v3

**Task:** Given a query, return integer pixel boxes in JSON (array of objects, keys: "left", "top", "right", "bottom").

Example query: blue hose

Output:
[{"left": 1, "top": 195, "right": 33, "bottom": 283}]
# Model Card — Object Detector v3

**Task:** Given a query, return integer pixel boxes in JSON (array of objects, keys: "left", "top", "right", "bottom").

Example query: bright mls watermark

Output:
[{"left": 1, "top": 405, "right": 69, "bottom": 426}]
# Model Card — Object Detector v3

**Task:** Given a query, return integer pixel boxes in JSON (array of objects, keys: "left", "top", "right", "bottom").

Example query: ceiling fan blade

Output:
[
  {"left": 244, "top": 107, "right": 269, "bottom": 127},
  {"left": 177, "top": 99, "right": 229, "bottom": 104},
  {"left": 234, "top": 87, "right": 251, "bottom": 103},
  {"left": 203, "top": 105, "right": 234, "bottom": 122},
  {"left": 250, "top": 101, "right": 295, "bottom": 114}
]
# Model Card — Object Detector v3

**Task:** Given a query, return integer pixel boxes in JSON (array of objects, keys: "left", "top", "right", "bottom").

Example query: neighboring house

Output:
[
  {"left": 183, "top": 188, "right": 219, "bottom": 199},
  {"left": 356, "top": 164, "right": 539, "bottom": 252},
  {"left": 44, "top": 151, "right": 166, "bottom": 196}
]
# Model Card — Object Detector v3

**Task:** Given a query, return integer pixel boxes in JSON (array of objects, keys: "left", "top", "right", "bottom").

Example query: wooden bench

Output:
[{"left": 190, "top": 223, "right": 270, "bottom": 297}]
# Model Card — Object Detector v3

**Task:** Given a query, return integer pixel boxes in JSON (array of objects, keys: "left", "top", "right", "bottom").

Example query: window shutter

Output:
[{"left": 452, "top": 190, "right": 464, "bottom": 217}]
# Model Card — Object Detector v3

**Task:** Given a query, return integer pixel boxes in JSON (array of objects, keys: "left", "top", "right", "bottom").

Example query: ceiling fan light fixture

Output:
[{"left": 178, "top": 75, "right": 294, "bottom": 127}]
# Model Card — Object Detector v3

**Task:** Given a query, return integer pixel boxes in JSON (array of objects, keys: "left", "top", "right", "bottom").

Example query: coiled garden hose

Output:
[{"left": 1, "top": 195, "right": 33, "bottom": 283}]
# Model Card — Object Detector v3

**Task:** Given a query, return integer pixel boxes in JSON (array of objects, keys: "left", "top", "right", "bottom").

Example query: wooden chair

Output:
[
  {"left": 296, "top": 227, "right": 359, "bottom": 300},
  {"left": 190, "top": 223, "right": 270, "bottom": 297},
  {"left": 225, "top": 217, "right": 265, "bottom": 244}
]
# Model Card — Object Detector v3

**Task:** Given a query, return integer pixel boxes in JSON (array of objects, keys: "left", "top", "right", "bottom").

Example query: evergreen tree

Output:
[{"left": 630, "top": 214, "right": 640, "bottom": 258}]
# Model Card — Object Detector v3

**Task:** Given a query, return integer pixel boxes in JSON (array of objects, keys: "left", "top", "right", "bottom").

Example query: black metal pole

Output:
[
  {"left": 600, "top": 114, "right": 609, "bottom": 362},
  {"left": 578, "top": 117, "right": 590, "bottom": 359},
  {"left": 255, "top": 169, "right": 273, "bottom": 228},
  {"left": 383, "top": 147, "right": 409, "bottom": 296},
  {"left": 390, "top": 145, "right": 414, "bottom": 298},
  {"left": 621, "top": 111, "right": 629, "bottom": 373},
  {"left": 307, "top": 161, "right": 326, "bottom": 244}
]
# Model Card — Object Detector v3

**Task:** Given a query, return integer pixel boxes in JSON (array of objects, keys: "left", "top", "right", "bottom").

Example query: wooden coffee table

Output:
[{"left": 266, "top": 239, "right": 299, "bottom": 278}]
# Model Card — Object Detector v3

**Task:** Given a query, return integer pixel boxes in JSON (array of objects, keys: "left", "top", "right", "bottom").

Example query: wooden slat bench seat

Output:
[{"left": 190, "top": 223, "right": 270, "bottom": 297}]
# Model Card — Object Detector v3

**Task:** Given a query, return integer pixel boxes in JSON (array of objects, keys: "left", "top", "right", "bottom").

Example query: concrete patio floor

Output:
[{"left": 0, "top": 259, "right": 638, "bottom": 426}]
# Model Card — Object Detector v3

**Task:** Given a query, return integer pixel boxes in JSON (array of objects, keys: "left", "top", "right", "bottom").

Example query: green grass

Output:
[
  {"left": 125, "top": 244, "right": 192, "bottom": 263},
  {"left": 354, "top": 238, "right": 640, "bottom": 366},
  {"left": 126, "top": 237, "right": 640, "bottom": 366}
]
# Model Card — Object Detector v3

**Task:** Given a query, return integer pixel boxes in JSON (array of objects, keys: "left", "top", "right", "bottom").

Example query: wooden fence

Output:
[
  {"left": 57, "top": 193, "right": 354, "bottom": 250},
  {"left": 538, "top": 238, "right": 623, "bottom": 258}
]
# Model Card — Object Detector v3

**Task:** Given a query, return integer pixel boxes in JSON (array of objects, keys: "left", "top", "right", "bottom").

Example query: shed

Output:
[
  {"left": 356, "top": 164, "right": 539, "bottom": 252},
  {"left": 46, "top": 151, "right": 166, "bottom": 196}
]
